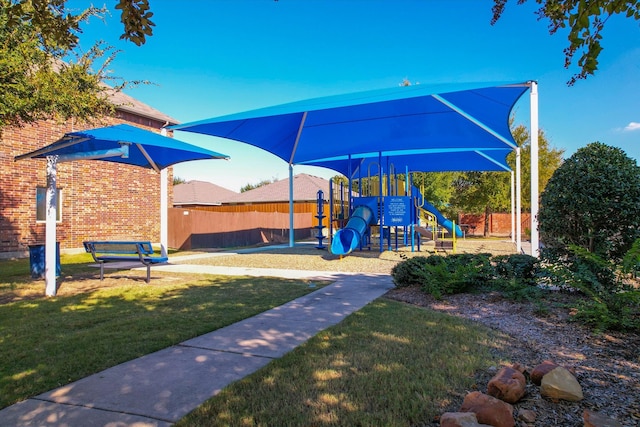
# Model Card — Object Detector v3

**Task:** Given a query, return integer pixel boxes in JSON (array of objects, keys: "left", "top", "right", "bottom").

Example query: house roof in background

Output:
[
  {"left": 226, "top": 173, "right": 330, "bottom": 203},
  {"left": 173, "top": 180, "right": 238, "bottom": 205}
]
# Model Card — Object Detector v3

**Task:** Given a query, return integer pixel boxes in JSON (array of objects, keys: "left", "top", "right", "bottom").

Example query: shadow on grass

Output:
[
  {"left": 0, "top": 274, "right": 323, "bottom": 409},
  {"left": 177, "top": 299, "right": 510, "bottom": 426}
]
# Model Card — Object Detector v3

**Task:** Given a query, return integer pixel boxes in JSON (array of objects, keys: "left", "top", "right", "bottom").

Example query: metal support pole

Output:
[
  {"left": 529, "top": 81, "right": 540, "bottom": 257},
  {"left": 516, "top": 147, "right": 522, "bottom": 253},
  {"left": 45, "top": 156, "right": 58, "bottom": 296},
  {"left": 510, "top": 170, "right": 515, "bottom": 243},
  {"left": 289, "top": 164, "right": 294, "bottom": 247}
]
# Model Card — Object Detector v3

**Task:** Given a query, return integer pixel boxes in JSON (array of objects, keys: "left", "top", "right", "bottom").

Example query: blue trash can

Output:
[{"left": 28, "top": 243, "right": 61, "bottom": 279}]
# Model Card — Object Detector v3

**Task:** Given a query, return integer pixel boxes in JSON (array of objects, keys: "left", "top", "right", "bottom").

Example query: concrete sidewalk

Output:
[{"left": 0, "top": 264, "right": 394, "bottom": 427}]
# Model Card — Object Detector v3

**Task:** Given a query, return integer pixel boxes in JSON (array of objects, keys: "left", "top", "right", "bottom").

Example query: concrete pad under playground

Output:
[{"left": 0, "top": 272, "right": 394, "bottom": 426}]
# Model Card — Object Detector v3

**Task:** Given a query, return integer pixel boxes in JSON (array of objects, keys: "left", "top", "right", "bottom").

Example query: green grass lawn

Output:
[
  {"left": 1, "top": 253, "right": 511, "bottom": 425},
  {"left": 0, "top": 254, "right": 327, "bottom": 409},
  {"left": 177, "top": 299, "right": 508, "bottom": 426}
]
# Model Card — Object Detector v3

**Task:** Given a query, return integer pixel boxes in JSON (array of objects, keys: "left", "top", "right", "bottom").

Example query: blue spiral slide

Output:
[{"left": 330, "top": 205, "right": 375, "bottom": 256}]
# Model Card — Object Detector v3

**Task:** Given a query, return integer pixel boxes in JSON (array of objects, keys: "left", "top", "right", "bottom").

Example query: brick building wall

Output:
[
  {"left": 0, "top": 111, "right": 174, "bottom": 257},
  {"left": 458, "top": 212, "right": 532, "bottom": 237}
]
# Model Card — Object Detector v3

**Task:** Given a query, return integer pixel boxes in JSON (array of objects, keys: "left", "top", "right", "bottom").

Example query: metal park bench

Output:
[{"left": 83, "top": 241, "right": 168, "bottom": 283}]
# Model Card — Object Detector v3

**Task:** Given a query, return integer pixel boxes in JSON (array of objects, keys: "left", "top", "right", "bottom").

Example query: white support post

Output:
[
  {"left": 529, "top": 81, "right": 540, "bottom": 257},
  {"left": 160, "top": 168, "right": 168, "bottom": 257},
  {"left": 516, "top": 147, "right": 522, "bottom": 254},
  {"left": 289, "top": 164, "right": 294, "bottom": 247},
  {"left": 160, "top": 128, "right": 169, "bottom": 257},
  {"left": 510, "top": 170, "right": 515, "bottom": 243},
  {"left": 45, "top": 156, "right": 58, "bottom": 296}
]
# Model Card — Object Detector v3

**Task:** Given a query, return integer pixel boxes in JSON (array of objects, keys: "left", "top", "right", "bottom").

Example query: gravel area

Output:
[
  {"left": 180, "top": 238, "right": 518, "bottom": 274},
  {"left": 384, "top": 288, "right": 640, "bottom": 426}
]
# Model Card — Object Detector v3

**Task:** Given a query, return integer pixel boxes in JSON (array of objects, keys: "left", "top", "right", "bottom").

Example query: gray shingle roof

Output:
[
  {"left": 225, "top": 173, "right": 331, "bottom": 203},
  {"left": 173, "top": 180, "right": 239, "bottom": 205},
  {"left": 51, "top": 58, "right": 179, "bottom": 125},
  {"left": 107, "top": 88, "right": 180, "bottom": 125}
]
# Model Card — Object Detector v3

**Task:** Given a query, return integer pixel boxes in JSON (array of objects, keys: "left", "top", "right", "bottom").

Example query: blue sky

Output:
[{"left": 71, "top": 0, "right": 639, "bottom": 191}]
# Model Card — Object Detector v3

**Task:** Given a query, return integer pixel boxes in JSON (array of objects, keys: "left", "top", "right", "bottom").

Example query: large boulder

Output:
[
  {"left": 487, "top": 365, "right": 526, "bottom": 403},
  {"left": 460, "top": 391, "right": 515, "bottom": 427},
  {"left": 540, "top": 366, "right": 583, "bottom": 401},
  {"left": 440, "top": 411, "right": 493, "bottom": 427},
  {"left": 530, "top": 360, "right": 559, "bottom": 385}
]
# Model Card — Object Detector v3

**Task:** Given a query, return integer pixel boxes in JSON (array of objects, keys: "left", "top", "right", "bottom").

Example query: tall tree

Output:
[
  {"left": 411, "top": 171, "right": 460, "bottom": 217},
  {"left": 449, "top": 124, "right": 563, "bottom": 235},
  {"left": 491, "top": 0, "right": 640, "bottom": 85}
]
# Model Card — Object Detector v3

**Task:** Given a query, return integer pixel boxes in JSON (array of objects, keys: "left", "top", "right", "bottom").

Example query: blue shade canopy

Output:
[
  {"left": 171, "top": 83, "right": 530, "bottom": 172},
  {"left": 15, "top": 124, "right": 229, "bottom": 171},
  {"left": 301, "top": 148, "right": 515, "bottom": 177}
]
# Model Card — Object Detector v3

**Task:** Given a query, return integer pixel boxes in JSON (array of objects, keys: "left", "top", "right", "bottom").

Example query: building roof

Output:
[
  {"left": 226, "top": 173, "right": 331, "bottom": 203},
  {"left": 108, "top": 88, "right": 180, "bottom": 126},
  {"left": 173, "top": 180, "right": 238, "bottom": 206},
  {"left": 49, "top": 58, "right": 179, "bottom": 126}
]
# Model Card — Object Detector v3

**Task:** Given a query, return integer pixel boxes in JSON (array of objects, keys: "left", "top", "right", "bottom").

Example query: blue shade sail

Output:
[
  {"left": 171, "top": 83, "right": 529, "bottom": 172},
  {"left": 15, "top": 124, "right": 229, "bottom": 171},
  {"left": 301, "top": 148, "right": 515, "bottom": 177}
]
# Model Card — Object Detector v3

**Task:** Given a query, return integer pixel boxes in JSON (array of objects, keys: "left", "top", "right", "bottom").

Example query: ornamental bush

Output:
[
  {"left": 538, "top": 142, "right": 640, "bottom": 262},
  {"left": 493, "top": 254, "right": 539, "bottom": 286},
  {"left": 391, "top": 253, "right": 493, "bottom": 299}
]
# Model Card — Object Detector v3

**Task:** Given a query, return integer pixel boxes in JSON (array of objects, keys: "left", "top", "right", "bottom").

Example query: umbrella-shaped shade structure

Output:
[
  {"left": 15, "top": 123, "right": 229, "bottom": 169},
  {"left": 15, "top": 123, "right": 230, "bottom": 296}
]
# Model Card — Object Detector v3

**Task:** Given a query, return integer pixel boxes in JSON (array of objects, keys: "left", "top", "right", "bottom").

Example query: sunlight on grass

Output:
[
  {"left": 0, "top": 274, "right": 327, "bottom": 409},
  {"left": 177, "top": 300, "right": 510, "bottom": 426}
]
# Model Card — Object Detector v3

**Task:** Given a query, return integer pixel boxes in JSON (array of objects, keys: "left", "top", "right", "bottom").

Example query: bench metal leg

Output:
[
  {"left": 146, "top": 265, "right": 150, "bottom": 283},
  {"left": 100, "top": 262, "right": 105, "bottom": 281}
]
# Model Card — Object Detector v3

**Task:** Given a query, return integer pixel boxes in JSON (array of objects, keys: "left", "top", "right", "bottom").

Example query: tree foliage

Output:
[
  {"left": 3, "top": 0, "right": 154, "bottom": 50},
  {"left": 492, "top": 0, "right": 640, "bottom": 85},
  {"left": 0, "top": 1, "right": 152, "bottom": 131},
  {"left": 240, "top": 178, "right": 276, "bottom": 193},
  {"left": 449, "top": 124, "right": 563, "bottom": 216},
  {"left": 538, "top": 142, "right": 640, "bottom": 261},
  {"left": 1, "top": 3, "right": 112, "bottom": 129}
]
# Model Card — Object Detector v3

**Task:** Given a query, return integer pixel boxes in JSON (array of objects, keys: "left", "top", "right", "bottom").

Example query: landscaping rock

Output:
[
  {"left": 460, "top": 391, "right": 515, "bottom": 427},
  {"left": 517, "top": 409, "right": 536, "bottom": 423},
  {"left": 440, "top": 411, "right": 493, "bottom": 427},
  {"left": 540, "top": 366, "right": 583, "bottom": 401},
  {"left": 530, "top": 360, "right": 559, "bottom": 385},
  {"left": 583, "top": 409, "right": 623, "bottom": 427},
  {"left": 487, "top": 365, "right": 526, "bottom": 403}
]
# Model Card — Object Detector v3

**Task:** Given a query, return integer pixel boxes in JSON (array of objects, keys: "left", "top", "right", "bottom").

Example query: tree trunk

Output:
[{"left": 483, "top": 205, "right": 491, "bottom": 237}]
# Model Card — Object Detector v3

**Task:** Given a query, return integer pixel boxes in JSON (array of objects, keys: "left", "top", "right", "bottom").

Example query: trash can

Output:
[{"left": 28, "top": 243, "right": 61, "bottom": 279}]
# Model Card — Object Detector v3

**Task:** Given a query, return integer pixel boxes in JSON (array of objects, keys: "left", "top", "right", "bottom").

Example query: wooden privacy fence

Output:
[{"left": 168, "top": 208, "right": 314, "bottom": 250}]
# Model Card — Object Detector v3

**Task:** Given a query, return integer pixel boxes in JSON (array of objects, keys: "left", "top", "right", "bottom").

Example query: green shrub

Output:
[
  {"left": 493, "top": 254, "right": 539, "bottom": 286},
  {"left": 538, "top": 142, "right": 640, "bottom": 262},
  {"left": 541, "top": 245, "right": 640, "bottom": 332},
  {"left": 572, "top": 290, "right": 640, "bottom": 331},
  {"left": 390, "top": 256, "right": 432, "bottom": 288},
  {"left": 622, "top": 238, "right": 640, "bottom": 278},
  {"left": 391, "top": 253, "right": 494, "bottom": 299}
]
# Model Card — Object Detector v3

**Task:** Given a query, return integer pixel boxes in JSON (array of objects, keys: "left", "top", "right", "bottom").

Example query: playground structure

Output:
[{"left": 326, "top": 164, "right": 463, "bottom": 256}]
